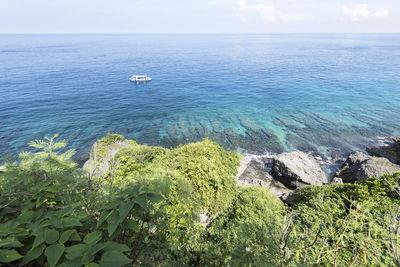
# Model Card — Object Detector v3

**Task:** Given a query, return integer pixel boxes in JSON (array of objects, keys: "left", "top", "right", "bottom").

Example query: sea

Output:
[{"left": 1, "top": 34, "right": 400, "bottom": 166}]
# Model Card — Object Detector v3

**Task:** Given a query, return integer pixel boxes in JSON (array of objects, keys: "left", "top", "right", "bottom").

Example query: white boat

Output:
[{"left": 129, "top": 75, "right": 152, "bottom": 82}]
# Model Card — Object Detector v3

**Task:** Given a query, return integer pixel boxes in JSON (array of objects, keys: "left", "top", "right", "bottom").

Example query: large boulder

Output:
[
  {"left": 366, "top": 136, "right": 400, "bottom": 165},
  {"left": 272, "top": 151, "right": 327, "bottom": 189},
  {"left": 334, "top": 152, "right": 400, "bottom": 183},
  {"left": 236, "top": 157, "right": 291, "bottom": 198},
  {"left": 237, "top": 158, "right": 271, "bottom": 187},
  {"left": 83, "top": 135, "right": 131, "bottom": 177}
]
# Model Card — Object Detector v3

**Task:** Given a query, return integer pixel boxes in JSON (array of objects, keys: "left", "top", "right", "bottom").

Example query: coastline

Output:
[
  {"left": 240, "top": 135, "right": 399, "bottom": 179},
  {"left": 80, "top": 133, "right": 400, "bottom": 204},
  {"left": 236, "top": 135, "right": 400, "bottom": 202}
]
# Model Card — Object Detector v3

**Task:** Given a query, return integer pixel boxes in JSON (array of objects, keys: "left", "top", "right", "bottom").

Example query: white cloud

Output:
[
  {"left": 374, "top": 9, "right": 389, "bottom": 19},
  {"left": 237, "top": 0, "right": 276, "bottom": 23},
  {"left": 342, "top": 4, "right": 370, "bottom": 20},
  {"left": 236, "top": 0, "right": 310, "bottom": 24},
  {"left": 342, "top": 4, "right": 389, "bottom": 21}
]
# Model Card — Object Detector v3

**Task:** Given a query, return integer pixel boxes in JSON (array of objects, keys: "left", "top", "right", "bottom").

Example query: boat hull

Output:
[{"left": 129, "top": 77, "right": 152, "bottom": 82}]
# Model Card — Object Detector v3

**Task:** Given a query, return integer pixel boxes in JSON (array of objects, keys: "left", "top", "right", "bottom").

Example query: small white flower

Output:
[{"left": 245, "top": 247, "right": 251, "bottom": 252}]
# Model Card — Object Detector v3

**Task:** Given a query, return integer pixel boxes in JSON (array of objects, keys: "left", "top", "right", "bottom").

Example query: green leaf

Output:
[
  {"left": 0, "top": 249, "right": 23, "bottom": 263},
  {"left": 32, "top": 228, "right": 46, "bottom": 248},
  {"left": 19, "top": 245, "right": 45, "bottom": 265},
  {"left": 45, "top": 186, "right": 60, "bottom": 193},
  {"left": 134, "top": 194, "right": 148, "bottom": 211},
  {"left": 146, "top": 192, "right": 163, "bottom": 203},
  {"left": 83, "top": 231, "right": 102, "bottom": 245},
  {"left": 99, "top": 250, "right": 131, "bottom": 267},
  {"left": 0, "top": 221, "right": 13, "bottom": 234},
  {"left": 121, "top": 220, "right": 139, "bottom": 232},
  {"left": 56, "top": 206, "right": 73, "bottom": 217},
  {"left": 97, "top": 211, "right": 110, "bottom": 227},
  {"left": 59, "top": 229, "right": 81, "bottom": 243},
  {"left": 117, "top": 202, "right": 134, "bottom": 222},
  {"left": 89, "top": 242, "right": 106, "bottom": 255},
  {"left": 65, "top": 244, "right": 85, "bottom": 260},
  {"left": 0, "top": 237, "right": 23, "bottom": 248},
  {"left": 61, "top": 217, "right": 82, "bottom": 228},
  {"left": 81, "top": 251, "right": 94, "bottom": 265},
  {"left": 9, "top": 227, "right": 30, "bottom": 238},
  {"left": 60, "top": 257, "right": 82, "bottom": 267},
  {"left": 86, "top": 263, "right": 100, "bottom": 267},
  {"left": 45, "top": 243, "right": 65, "bottom": 267},
  {"left": 45, "top": 228, "right": 59, "bottom": 244},
  {"left": 106, "top": 211, "right": 120, "bottom": 237},
  {"left": 35, "top": 196, "right": 47, "bottom": 208},
  {"left": 103, "top": 242, "right": 130, "bottom": 253},
  {"left": 18, "top": 210, "right": 36, "bottom": 223}
]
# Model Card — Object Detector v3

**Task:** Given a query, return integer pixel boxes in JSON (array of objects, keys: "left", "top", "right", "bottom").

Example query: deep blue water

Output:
[{"left": 1, "top": 34, "right": 400, "bottom": 163}]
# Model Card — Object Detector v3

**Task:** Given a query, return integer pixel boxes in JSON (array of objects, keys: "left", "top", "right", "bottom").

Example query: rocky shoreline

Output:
[
  {"left": 83, "top": 134, "right": 400, "bottom": 205},
  {"left": 236, "top": 136, "right": 400, "bottom": 204}
]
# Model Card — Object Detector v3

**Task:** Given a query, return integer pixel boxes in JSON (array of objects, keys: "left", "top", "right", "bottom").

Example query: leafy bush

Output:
[
  {"left": 96, "top": 133, "right": 125, "bottom": 146},
  {"left": 0, "top": 134, "right": 82, "bottom": 206},
  {"left": 91, "top": 133, "right": 126, "bottom": 162},
  {"left": 110, "top": 144, "right": 167, "bottom": 183},
  {"left": 0, "top": 135, "right": 162, "bottom": 266},
  {"left": 163, "top": 139, "right": 241, "bottom": 215},
  {"left": 201, "top": 186, "right": 283, "bottom": 266},
  {"left": 286, "top": 175, "right": 400, "bottom": 266},
  {"left": 105, "top": 138, "right": 241, "bottom": 215},
  {"left": 292, "top": 174, "right": 400, "bottom": 207}
]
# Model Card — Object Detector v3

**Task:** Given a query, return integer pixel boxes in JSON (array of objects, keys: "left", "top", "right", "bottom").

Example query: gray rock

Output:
[
  {"left": 330, "top": 177, "right": 343, "bottom": 184},
  {"left": 237, "top": 159, "right": 272, "bottom": 187},
  {"left": 366, "top": 136, "right": 400, "bottom": 165},
  {"left": 268, "top": 179, "right": 293, "bottom": 199},
  {"left": 236, "top": 157, "right": 292, "bottom": 198},
  {"left": 236, "top": 157, "right": 251, "bottom": 181},
  {"left": 272, "top": 151, "right": 328, "bottom": 189},
  {"left": 334, "top": 152, "right": 400, "bottom": 183},
  {"left": 83, "top": 139, "right": 131, "bottom": 177}
]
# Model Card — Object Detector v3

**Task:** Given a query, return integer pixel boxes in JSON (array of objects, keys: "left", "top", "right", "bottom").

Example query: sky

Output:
[{"left": 0, "top": 0, "right": 399, "bottom": 33}]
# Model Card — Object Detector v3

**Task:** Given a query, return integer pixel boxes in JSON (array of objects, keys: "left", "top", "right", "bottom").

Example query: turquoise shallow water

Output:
[{"left": 1, "top": 34, "right": 400, "bottom": 162}]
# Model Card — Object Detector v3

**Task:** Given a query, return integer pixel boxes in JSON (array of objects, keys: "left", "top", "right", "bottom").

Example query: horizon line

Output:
[{"left": 1, "top": 32, "right": 400, "bottom": 35}]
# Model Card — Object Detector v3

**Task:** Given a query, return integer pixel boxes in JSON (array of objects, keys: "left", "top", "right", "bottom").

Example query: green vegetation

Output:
[
  {"left": 91, "top": 133, "right": 127, "bottom": 164},
  {"left": 202, "top": 186, "right": 283, "bottom": 266},
  {"left": 1, "top": 134, "right": 400, "bottom": 266},
  {"left": 0, "top": 134, "right": 161, "bottom": 266},
  {"left": 289, "top": 178, "right": 400, "bottom": 266}
]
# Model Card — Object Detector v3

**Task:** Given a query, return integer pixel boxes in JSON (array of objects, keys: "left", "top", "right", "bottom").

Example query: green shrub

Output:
[
  {"left": 0, "top": 135, "right": 162, "bottom": 266},
  {"left": 288, "top": 176, "right": 400, "bottom": 266},
  {"left": 200, "top": 186, "right": 283, "bottom": 266},
  {"left": 97, "top": 133, "right": 125, "bottom": 146},
  {"left": 110, "top": 144, "right": 167, "bottom": 183},
  {"left": 107, "top": 138, "right": 241, "bottom": 215},
  {"left": 163, "top": 138, "right": 241, "bottom": 215},
  {"left": 91, "top": 133, "right": 126, "bottom": 161},
  {"left": 292, "top": 173, "right": 400, "bottom": 208}
]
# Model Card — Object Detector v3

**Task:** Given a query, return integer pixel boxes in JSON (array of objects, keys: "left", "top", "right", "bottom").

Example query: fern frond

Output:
[
  {"left": 19, "top": 151, "right": 33, "bottom": 160},
  {"left": 60, "top": 149, "right": 76, "bottom": 160},
  {"left": 29, "top": 139, "right": 46, "bottom": 149},
  {"left": 53, "top": 141, "right": 67, "bottom": 150}
]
